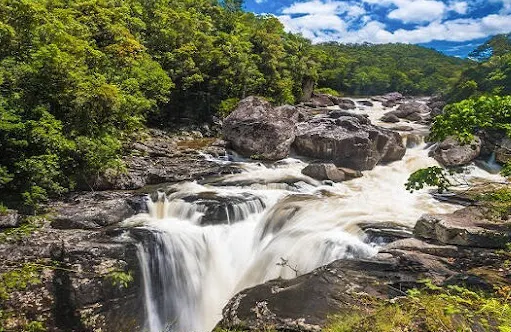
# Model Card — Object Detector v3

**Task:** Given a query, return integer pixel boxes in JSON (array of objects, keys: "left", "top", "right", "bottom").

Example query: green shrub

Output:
[{"left": 315, "top": 87, "right": 341, "bottom": 96}]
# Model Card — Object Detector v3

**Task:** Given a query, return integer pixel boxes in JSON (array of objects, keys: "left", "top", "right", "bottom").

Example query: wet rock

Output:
[
  {"left": 390, "top": 125, "right": 414, "bottom": 132},
  {"left": 301, "top": 163, "right": 346, "bottom": 182},
  {"left": 382, "top": 100, "right": 398, "bottom": 108},
  {"left": 383, "top": 92, "right": 404, "bottom": 103},
  {"left": 217, "top": 254, "right": 453, "bottom": 331},
  {"left": 0, "top": 209, "right": 21, "bottom": 228},
  {"left": 304, "top": 93, "right": 335, "bottom": 108},
  {"left": 337, "top": 167, "right": 363, "bottom": 179},
  {"left": 432, "top": 136, "right": 481, "bottom": 166},
  {"left": 496, "top": 137, "right": 511, "bottom": 164},
  {"left": 52, "top": 193, "right": 138, "bottom": 229},
  {"left": 223, "top": 96, "right": 296, "bottom": 160},
  {"left": 179, "top": 192, "right": 265, "bottom": 225},
  {"left": 293, "top": 116, "right": 406, "bottom": 170},
  {"left": 358, "top": 222, "right": 414, "bottom": 244},
  {"left": 333, "top": 98, "right": 356, "bottom": 110},
  {"left": 382, "top": 102, "right": 428, "bottom": 123},
  {"left": 380, "top": 113, "right": 400, "bottom": 123},
  {"left": 395, "top": 102, "right": 430, "bottom": 117},
  {"left": 414, "top": 207, "right": 511, "bottom": 248},
  {"left": 357, "top": 100, "right": 373, "bottom": 107}
]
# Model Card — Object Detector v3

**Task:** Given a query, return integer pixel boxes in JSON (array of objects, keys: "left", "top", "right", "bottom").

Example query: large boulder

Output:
[
  {"left": 223, "top": 96, "right": 296, "bottom": 160},
  {"left": 304, "top": 93, "right": 335, "bottom": 108},
  {"left": 332, "top": 98, "right": 356, "bottom": 110},
  {"left": 414, "top": 207, "right": 511, "bottom": 248},
  {"left": 293, "top": 116, "right": 406, "bottom": 170},
  {"left": 432, "top": 136, "right": 481, "bottom": 166},
  {"left": 382, "top": 102, "right": 429, "bottom": 123},
  {"left": 217, "top": 254, "right": 454, "bottom": 331},
  {"left": 51, "top": 192, "right": 144, "bottom": 229},
  {"left": 380, "top": 113, "right": 400, "bottom": 123},
  {"left": 301, "top": 163, "right": 346, "bottom": 182},
  {"left": 177, "top": 192, "right": 266, "bottom": 226}
]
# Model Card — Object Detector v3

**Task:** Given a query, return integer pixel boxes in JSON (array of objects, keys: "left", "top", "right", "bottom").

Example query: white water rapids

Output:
[{"left": 124, "top": 100, "right": 504, "bottom": 332}]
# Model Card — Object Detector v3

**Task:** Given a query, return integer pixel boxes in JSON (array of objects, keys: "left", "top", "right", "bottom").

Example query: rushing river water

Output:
[{"left": 123, "top": 100, "right": 503, "bottom": 332}]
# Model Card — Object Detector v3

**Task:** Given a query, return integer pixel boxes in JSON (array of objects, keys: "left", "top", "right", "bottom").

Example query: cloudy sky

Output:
[{"left": 244, "top": 0, "right": 511, "bottom": 57}]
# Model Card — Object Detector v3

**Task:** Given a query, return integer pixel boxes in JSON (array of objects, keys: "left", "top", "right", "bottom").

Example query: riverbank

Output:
[{"left": 1, "top": 95, "right": 509, "bottom": 332}]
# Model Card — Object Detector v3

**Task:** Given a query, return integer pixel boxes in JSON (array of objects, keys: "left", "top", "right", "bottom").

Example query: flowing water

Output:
[{"left": 123, "top": 100, "right": 504, "bottom": 332}]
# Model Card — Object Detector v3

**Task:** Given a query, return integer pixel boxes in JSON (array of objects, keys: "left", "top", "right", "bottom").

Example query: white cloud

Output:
[
  {"left": 387, "top": 0, "right": 446, "bottom": 23},
  {"left": 281, "top": 0, "right": 366, "bottom": 18}
]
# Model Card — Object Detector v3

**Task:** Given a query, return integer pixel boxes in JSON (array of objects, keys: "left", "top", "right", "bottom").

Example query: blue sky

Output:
[{"left": 243, "top": 0, "right": 511, "bottom": 57}]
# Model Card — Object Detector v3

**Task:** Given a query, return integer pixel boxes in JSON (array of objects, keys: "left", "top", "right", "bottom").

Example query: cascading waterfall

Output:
[{"left": 123, "top": 100, "right": 505, "bottom": 332}]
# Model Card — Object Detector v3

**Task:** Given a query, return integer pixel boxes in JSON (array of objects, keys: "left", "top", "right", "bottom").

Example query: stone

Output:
[
  {"left": 223, "top": 96, "right": 296, "bottom": 160},
  {"left": 390, "top": 125, "right": 414, "bottom": 132},
  {"left": 51, "top": 193, "right": 140, "bottom": 229},
  {"left": 304, "top": 93, "right": 335, "bottom": 108},
  {"left": 380, "top": 113, "right": 400, "bottom": 123},
  {"left": 333, "top": 98, "right": 357, "bottom": 110},
  {"left": 358, "top": 221, "right": 414, "bottom": 244},
  {"left": 382, "top": 100, "right": 398, "bottom": 108},
  {"left": 432, "top": 136, "right": 482, "bottom": 166},
  {"left": 301, "top": 163, "right": 346, "bottom": 182},
  {"left": 178, "top": 192, "right": 266, "bottom": 225},
  {"left": 217, "top": 254, "right": 453, "bottom": 331},
  {"left": 496, "top": 137, "right": 511, "bottom": 164},
  {"left": 0, "top": 209, "right": 21, "bottom": 228},
  {"left": 383, "top": 92, "right": 404, "bottom": 102},
  {"left": 293, "top": 116, "right": 406, "bottom": 170},
  {"left": 357, "top": 100, "right": 374, "bottom": 107},
  {"left": 414, "top": 207, "right": 511, "bottom": 248}
]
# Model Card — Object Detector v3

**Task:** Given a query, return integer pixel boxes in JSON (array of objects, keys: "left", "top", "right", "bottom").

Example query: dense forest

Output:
[
  {"left": 316, "top": 42, "right": 467, "bottom": 96},
  {"left": 0, "top": 0, "right": 478, "bottom": 211}
]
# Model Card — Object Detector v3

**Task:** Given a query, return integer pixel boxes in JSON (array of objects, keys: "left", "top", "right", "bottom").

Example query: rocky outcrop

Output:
[
  {"left": 88, "top": 131, "right": 239, "bottom": 191},
  {"left": 381, "top": 101, "right": 429, "bottom": 123},
  {"left": 304, "top": 93, "right": 335, "bottom": 108},
  {"left": 293, "top": 115, "right": 406, "bottom": 170},
  {"left": 431, "top": 136, "right": 481, "bottom": 166},
  {"left": 0, "top": 210, "right": 21, "bottom": 228},
  {"left": 217, "top": 252, "right": 455, "bottom": 331},
  {"left": 223, "top": 96, "right": 296, "bottom": 160},
  {"left": 51, "top": 192, "right": 144, "bottom": 229},
  {"left": 177, "top": 192, "right": 265, "bottom": 226},
  {"left": 380, "top": 113, "right": 400, "bottom": 123},
  {"left": 0, "top": 224, "right": 144, "bottom": 332},
  {"left": 414, "top": 207, "right": 511, "bottom": 248},
  {"left": 301, "top": 163, "right": 346, "bottom": 182},
  {"left": 332, "top": 98, "right": 356, "bottom": 110}
]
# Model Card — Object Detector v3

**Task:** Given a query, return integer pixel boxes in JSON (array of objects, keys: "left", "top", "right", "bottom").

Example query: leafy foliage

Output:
[
  {"left": 405, "top": 166, "right": 452, "bottom": 193},
  {"left": 430, "top": 95, "right": 511, "bottom": 143},
  {"left": 316, "top": 42, "right": 467, "bottom": 96}
]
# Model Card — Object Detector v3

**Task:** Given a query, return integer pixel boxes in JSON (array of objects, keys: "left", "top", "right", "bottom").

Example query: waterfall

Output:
[{"left": 124, "top": 100, "right": 506, "bottom": 332}]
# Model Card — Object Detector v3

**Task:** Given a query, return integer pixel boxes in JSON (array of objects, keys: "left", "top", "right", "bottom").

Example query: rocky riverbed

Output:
[{"left": 1, "top": 93, "right": 509, "bottom": 332}]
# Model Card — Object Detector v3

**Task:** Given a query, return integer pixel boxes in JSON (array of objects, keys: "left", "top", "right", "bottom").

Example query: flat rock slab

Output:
[{"left": 415, "top": 207, "right": 511, "bottom": 248}]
